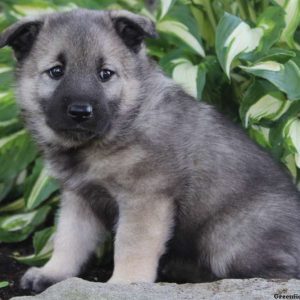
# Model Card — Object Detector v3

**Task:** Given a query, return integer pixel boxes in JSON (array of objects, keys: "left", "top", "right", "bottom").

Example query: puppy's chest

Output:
[{"left": 50, "top": 144, "right": 151, "bottom": 196}]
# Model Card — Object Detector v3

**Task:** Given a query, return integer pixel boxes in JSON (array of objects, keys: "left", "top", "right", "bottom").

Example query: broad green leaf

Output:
[
  {"left": 248, "top": 125, "right": 271, "bottom": 148},
  {"left": 190, "top": 4, "right": 215, "bottom": 47},
  {"left": 33, "top": 226, "right": 55, "bottom": 254},
  {"left": 0, "top": 48, "right": 14, "bottom": 67},
  {"left": 172, "top": 58, "right": 198, "bottom": 98},
  {"left": 0, "top": 92, "right": 18, "bottom": 121},
  {"left": 245, "top": 95, "right": 290, "bottom": 126},
  {"left": 283, "top": 118, "right": 300, "bottom": 163},
  {"left": 0, "top": 72, "right": 13, "bottom": 92},
  {"left": 0, "top": 281, "right": 9, "bottom": 288},
  {"left": 158, "top": 48, "right": 187, "bottom": 75},
  {"left": 0, "top": 180, "right": 13, "bottom": 203},
  {"left": 0, "top": 65, "right": 12, "bottom": 74},
  {"left": 24, "top": 158, "right": 43, "bottom": 198},
  {"left": 13, "top": 3, "right": 55, "bottom": 17},
  {"left": 0, "top": 205, "right": 51, "bottom": 242},
  {"left": 0, "top": 211, "right": 36, "bottom": 231},
  {"left": 0, "top": 198, "right": 25, "bottom": 213},
  {"left": 253, "top": 48, "right": 296, "bottom": 64},
  {"left": 157, "top": 20, "right": 205, "bottom": 57},
  {"left": 158, "top": 0, "right": 176, "bottom": 20},
  {"left": 275, "top": 0, "right": 300, "bottom": 48},
  {"left": 256, "top": 6, "right": 285, "bottom": 51},
  {"left": 14, "top": 226, "right": 55, "bottom": 266},
  {"left": 172, "top": 58, "right": 206, "bottom": 99},
  {"left": 0, "top": 130, "right": 38, "bottom": 181},
  {"left": 295, "top": 153, "right": 300, "bottom": 169},
  {"left": 0, "top": 118, "right": 23, "bottom": 138},
  {"left": 13, "top": 249, "right": 52, "bottom": 267},
  {"left": 240, "top": 60, "right": 300, "bottom": 100},
  {"left": 26, "top": 168, "right": 59, "bottom": 210},
  {"left": 197, "top": 64, "right": 206, "bottom": 100},
  {"left": 216, "top": 13, "right": 263, "bottom": 78},
  {"left": 240, "top": 79, "right": 290, "bottom": 127},
  {"left": 199, "top": 56, "right": 229, "bottom": 109},
  {"left": 269, "top": 101, "right": 300, "bottom": 159},
  {"left": 283, "top": 153, "right": 297, "bottom": 178}
]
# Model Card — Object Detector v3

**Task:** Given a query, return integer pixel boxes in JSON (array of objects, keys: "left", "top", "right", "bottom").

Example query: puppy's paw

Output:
[{"left": 20, "top": 267, "right": 57, "bottom": 293}]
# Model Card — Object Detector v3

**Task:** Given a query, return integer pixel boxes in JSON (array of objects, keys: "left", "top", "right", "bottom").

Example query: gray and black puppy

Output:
[{"left": 1, "top": 9, "right": 300, "bottom": 293}]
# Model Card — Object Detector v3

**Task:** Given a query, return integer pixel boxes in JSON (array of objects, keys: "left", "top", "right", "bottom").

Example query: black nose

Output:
[{"left": 67, "top": 103, "right": 93, "bottom": 121}]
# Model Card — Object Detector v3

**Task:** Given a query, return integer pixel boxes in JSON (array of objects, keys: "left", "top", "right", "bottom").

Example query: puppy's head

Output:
[{"left": 0, "top": 9, "right": 157, "bottom": 148}]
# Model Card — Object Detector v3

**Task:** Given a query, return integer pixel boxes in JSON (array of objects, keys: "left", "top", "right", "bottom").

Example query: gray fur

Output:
[{"left": 1, "top": 8, "right": 300, "bottom": 293}]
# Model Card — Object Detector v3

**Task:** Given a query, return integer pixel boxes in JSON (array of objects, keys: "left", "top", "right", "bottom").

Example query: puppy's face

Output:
[{"left": 0, "top": 9, "right": 156, "bottom": 147}]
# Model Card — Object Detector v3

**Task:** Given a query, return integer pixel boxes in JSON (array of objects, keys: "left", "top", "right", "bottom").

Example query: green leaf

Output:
[
  {"left": 158, "top": 47, "right": 187, "bottom": 75},
  {"left": 157, "top": 19, "right": 205, "bottom": 57},
  {"left": 200, "top": 55, "right": 229, "bottom": 109},
  {"left": 190, "top": 4, "right": 215, "bottom": 47},
  {"left": 25, "top": 168, "right": 59, "bottom": 210},
  {"left": 283, "top": 118, "right": 300, "bottom": 158},
  {"left": 1, "top": 211, "right": 36, "bottom": 231},
  {"left": 248, "top": 125, "right": 271, "bottom": 148},
  {"left": 0, "top": 180, "right": 13, "bottom": 203},
  {"left": 256, "top": 6, "right": 285, "bottom": 51},
  {"left": 0, "top": 198, "right": 25, "bottom": 213},
  {"left": 275, "top": 0, "right": 300, "bottom": 48},
  {"left": 0, "top": 48, "right": 14, "bottom": 66},
  {"left": 0, "top": 205, "right": 51, "bottom": 243},
  {"left": 12, "top": 3, "right": 56, "bottom": 17},
  {"left": 240, "top": 60, "right": 300, "bottom": 100},
  {"left": 171, "top": 58, "right": 206, "bottom": 99},
  {"left": 246, "top": 95, "right": 290, "bottom": 125},
  {"left": 250, "top": 48, "right": 296, "bottom": 64},
  {"left": 158, "top": 0, "right": 176, "bottom": 20},
  {"left": 14, "top": 226, "right": 55, "bottom": 266},
  {"left": 33, "top": 226, "right": 55, "bottom": 254},
  {"left": 0, "top": 92, "right": 18, "bottom": 122},
  {"left": 0, "top": 118, "right": 23, "bottom": 138},
  {"left": 240, "top": 79, "right": 290, "bottom": 127},
  {"left": 197, "top": 64, "right": 206, "bottom": 100},
  {"left": 13, "top": 250, "right": 51, "bottom": 267},
  {"left": 216, "top": 13, "right": 263, "bottom": 78},
  {"left": 0, "top": 281, "right": 9, "bottom": 288},
  {"left": 269, "top": 101, "right": 300, "bottom": 159},
  {"left": 283, "top": 153, "right": 298, "bottom": 178},
  {"left": 0, "top": 130, "right": 38, "bottom": 181},
  {"left": 24, "top": 158, "right": 43, "bottom": 197},
  {"left": 172, "top": 58, "right": 199, "bottom": 98}
]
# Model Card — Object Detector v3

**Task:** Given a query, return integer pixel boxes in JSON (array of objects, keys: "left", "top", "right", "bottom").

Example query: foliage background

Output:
[{"left": 0, "top": 0, "right": 300, "bottom": 266}]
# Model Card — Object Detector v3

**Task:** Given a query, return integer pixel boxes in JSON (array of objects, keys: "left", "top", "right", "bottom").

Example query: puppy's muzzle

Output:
[{"left": 67, "top": 103, "right": 93, "bottom": 122}]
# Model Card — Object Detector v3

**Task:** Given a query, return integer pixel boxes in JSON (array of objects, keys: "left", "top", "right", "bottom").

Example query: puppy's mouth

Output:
[
  {"left": 57, "top": 126, "right": 98, "bottom": 140},
  {"left": 50, "top": 122, "right": 111, "bottom": 142}
]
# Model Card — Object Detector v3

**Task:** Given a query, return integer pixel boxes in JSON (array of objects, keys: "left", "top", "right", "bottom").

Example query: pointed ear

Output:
[
  {"left": 0, "top": 18, "right": 43, "bottom": 61},
  {"left": 109, "top": 10, "right": 157, "bottom": 53}
]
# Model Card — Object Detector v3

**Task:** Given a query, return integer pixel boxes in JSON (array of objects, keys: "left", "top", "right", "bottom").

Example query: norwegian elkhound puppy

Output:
[{"left": 1, "top": 9, "right": 300, "bottom": 293}]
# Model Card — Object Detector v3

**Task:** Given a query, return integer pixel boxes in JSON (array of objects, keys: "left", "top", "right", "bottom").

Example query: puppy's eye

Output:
[
  {"left": 47, "top": 66, "right": 64, "bottom": 79},
  {"left": 99, "top": 69, "right": 115, "bottom": 82}
]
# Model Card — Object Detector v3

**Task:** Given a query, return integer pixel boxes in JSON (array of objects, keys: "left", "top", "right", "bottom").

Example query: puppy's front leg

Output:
[
  {"left": 21, "top": 190, "right": 106, "bottom": 292},
  {"left": 108, "top": 195, "right": 174, "bottom": 283}
]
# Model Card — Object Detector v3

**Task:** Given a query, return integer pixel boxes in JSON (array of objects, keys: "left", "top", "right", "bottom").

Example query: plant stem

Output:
[
  {"left": 203, "top": 0, "right": 217, "bottom": 31},
  {"left": 236, "top": 0, "right": 247, "bottom": 20},
  {"left": 247, "top": 1, "right": 257, "bottom": 23}
]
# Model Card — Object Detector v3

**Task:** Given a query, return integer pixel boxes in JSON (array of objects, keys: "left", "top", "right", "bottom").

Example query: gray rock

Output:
[{"left": 11, "top": 277, "right": 300, "bottom": 300}]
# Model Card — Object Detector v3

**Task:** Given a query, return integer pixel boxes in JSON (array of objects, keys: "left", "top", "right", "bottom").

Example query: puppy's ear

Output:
[
  {"left": 110, "top": 10, "right": 157, "bottom": 53},
  {"left": 0, "top": 18, "right": 43, "bottom": 61}
]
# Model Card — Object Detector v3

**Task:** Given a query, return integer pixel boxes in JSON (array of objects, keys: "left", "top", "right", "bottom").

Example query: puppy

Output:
[{"left": 1, "top": 9, "right": 300, "bottom": 293}]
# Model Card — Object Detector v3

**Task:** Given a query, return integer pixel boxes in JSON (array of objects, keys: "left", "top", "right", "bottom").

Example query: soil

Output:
[{"left": 0, "top": 240, "right": 113, "bottom": 300}]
